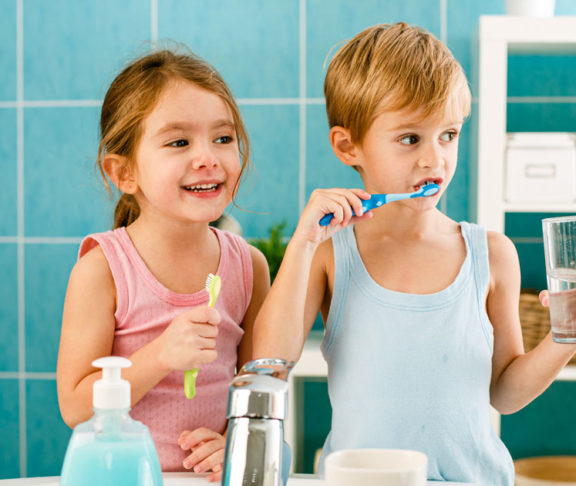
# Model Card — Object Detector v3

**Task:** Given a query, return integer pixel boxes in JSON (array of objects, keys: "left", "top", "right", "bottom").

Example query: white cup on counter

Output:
[{"left": 324, "top": 448, "right": 427, "bottom": 486}]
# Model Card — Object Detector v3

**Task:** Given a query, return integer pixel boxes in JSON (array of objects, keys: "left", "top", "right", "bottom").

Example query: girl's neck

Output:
[
  {"left": 126, "top": 214, "right": 213, "bottom": 253},
  {"left": 122, "top": 215, "right": 221, "bottom": 294}
]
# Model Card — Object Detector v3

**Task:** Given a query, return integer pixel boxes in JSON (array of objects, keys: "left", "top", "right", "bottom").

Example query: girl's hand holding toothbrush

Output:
[
  {"left": 294, "top": 188, "right": 372, "bottom": 245},
  {"left": 155, "top": 306, "right": 220, "bottom": 373}
]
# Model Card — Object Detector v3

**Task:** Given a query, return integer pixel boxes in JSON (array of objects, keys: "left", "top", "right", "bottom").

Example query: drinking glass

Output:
[{"left": 543, "top": 216, "right": 576, "bottom": 343}]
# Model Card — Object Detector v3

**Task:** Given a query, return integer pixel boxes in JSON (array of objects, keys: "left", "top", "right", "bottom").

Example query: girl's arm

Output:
[
  {"left": 487, "top": 231, "right": 576, "bottom": 414},
  {"left": 252, "top": 188, "right": 371, "bottom": 362},
  {"left": 57, "top": 246, "right": 220, "bottom": 427}
]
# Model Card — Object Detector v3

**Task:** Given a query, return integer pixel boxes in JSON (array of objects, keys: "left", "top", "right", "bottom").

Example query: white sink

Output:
[
  {"left": 0, "top": 473, "right": 322, "bottom": 485},
  {"left": 0, "top": 472, "right": 479, "bottom": 485}
]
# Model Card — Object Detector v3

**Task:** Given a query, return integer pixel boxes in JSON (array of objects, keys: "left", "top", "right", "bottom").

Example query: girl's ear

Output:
[
  {"left": 102, "top": 155, "right": 138, "bottom": 194},
  {"left": 329, "top": 126, "right": 359, "bottom": 167}
]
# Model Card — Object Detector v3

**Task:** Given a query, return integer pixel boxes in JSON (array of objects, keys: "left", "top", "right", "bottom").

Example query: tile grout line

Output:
[
  {"left": 150, "top": 0, "right": 158, "bottom": 47},
  {"left": 0, "top": 237, "right": 83, "bottom": 244},
  {"left": 0, "top": 372, "right": 57, "bottom": 380},
  {"left": 299, "top": 0, "right": 307, "bottom": 214},
  {"left": 3, "top": 96, "right": 576, "bottom": 110},
  {"left": 440, "top": 0, "right": 447, "bottom": 45},
  {"left": 16, "top": 0, "right": 27, "bottom": 477}
]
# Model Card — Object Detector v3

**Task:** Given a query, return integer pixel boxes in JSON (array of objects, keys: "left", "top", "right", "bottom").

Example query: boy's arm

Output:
[
  {"left": 488, "top": 231, "right": 576, "bottom": 414},
  {"left": 252, "top": 236, "right": 325, "bottom": 362},
  {"left": 252, "top": 188, "right": 372, "bottom": 362},
  {"left": 237, "top": 245, "right": 271, "bottom": 368}
]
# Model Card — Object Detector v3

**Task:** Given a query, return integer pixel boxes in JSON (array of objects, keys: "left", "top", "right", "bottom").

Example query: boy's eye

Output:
[
  {"left": 214, "top": 135, "right": 233, "bottom": 144},
  {"left": 440, "top": 130, "right": 458, "bottom": 142},
  {"left": 398, "top": 134, "right": 419, "bottom": 145},
  {"left": 169, "top": 139, "right": 188, "bottom": 147}
]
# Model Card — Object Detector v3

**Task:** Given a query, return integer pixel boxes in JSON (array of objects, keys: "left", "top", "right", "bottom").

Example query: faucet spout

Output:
[{"left": 222, "top": 358, "right": 294, "bottom": 486}]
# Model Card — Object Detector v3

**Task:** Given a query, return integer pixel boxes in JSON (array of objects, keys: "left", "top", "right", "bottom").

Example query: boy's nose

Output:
[{"left": 417, "top": 143, "right": 444, "bottom": 169}]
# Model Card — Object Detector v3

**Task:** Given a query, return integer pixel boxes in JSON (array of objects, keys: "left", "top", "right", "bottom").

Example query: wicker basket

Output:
[
  {"left": 515, "top": 456, "right": 576, "bottom": 485},
  {"left": 519, "top": 291, "right": 576, "bottom": 366}
]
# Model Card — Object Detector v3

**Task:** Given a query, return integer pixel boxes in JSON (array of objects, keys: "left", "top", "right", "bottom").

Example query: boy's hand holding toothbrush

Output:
[
  {"left": 294, "top": 188, "right": 373, "bottom": 245},
  {"left": 154, "top": 306, "right": 220, "bottom": 373}
]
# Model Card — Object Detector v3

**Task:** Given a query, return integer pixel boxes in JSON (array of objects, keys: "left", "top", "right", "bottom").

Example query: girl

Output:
[{"left": 57, "top": 49, "right": 270, "bottom": 482}]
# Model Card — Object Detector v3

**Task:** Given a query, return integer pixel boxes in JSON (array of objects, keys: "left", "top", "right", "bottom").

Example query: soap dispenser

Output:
[{"left": 60, "top": 357, "right": 163, "bottom": 486}]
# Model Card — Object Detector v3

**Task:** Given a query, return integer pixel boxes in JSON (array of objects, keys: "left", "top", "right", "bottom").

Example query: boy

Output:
[{"left": 253, "top": 23, "right": 576, "bottom": 485}]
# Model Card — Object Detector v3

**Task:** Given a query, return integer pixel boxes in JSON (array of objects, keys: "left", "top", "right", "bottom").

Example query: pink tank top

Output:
[{"left": 79, "top": 227, "right": 253, "bottom": 471}]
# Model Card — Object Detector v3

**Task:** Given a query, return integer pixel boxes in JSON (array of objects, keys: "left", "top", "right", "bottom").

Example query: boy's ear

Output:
[
  {"left": 329, "top": 126, "right": 359, "bottom": 167},
  {"left": 102, "top": 154, "right": 138, "bottom": 194}
]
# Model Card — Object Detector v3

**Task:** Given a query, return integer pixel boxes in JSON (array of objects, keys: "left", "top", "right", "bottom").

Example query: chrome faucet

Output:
[{"left": 222, "top": 358, "right": 294, "bottom": 486}]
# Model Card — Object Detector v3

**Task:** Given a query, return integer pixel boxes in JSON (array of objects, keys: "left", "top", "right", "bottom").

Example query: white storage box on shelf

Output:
[{"left": 505, "top": 132, "right": 576, "bottom": 204}]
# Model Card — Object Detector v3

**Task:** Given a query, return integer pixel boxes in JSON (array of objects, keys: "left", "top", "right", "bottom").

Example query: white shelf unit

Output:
[
  {"left": 476, "top": 15, "right": 576, "bottom": 233},
  {"left": 475, "top": 15, "right": 576, "bottom": 434}
]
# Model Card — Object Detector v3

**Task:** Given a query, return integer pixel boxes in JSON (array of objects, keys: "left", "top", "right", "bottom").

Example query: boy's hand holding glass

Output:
[{"left": 543, "top": 216, "right": 576, "bottom": 343}]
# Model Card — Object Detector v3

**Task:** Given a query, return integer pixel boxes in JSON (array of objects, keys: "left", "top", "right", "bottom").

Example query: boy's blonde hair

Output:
[
  {"left": 324, "top": 23, "right": 471, "bottom": 144},
  {"left": 97, "top": 48, "right": 251, "bottom": 228}
]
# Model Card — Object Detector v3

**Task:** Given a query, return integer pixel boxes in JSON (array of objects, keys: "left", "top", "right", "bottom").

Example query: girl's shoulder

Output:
[
  {"left": 73, "top": 230, "right": 121, "bottom": 291},
  {"left": 70, "top": 241, "right": 115, "bottom": 297},
  {"left": 218, "top": 228, "right": 269, "bottom": 279}
]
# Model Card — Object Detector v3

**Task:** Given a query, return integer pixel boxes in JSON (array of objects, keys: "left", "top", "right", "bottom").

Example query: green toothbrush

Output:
[{"left": 184, "top": 273, "right": 222, "bottom": 399}]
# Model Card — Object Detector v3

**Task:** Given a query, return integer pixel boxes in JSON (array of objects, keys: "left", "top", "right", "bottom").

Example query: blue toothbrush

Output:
[{"left": 319, "top": 183, "right": 440, "bottom": 226}]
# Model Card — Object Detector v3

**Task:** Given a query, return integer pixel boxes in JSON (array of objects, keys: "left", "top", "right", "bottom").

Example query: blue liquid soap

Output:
[{"left": 60, "top": 357, "right": 163, "bottom": 486}]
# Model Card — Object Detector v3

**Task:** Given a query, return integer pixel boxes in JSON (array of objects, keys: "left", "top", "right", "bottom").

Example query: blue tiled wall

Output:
[{"left": 1, "top": 0, "right": 576, "bottom": 479}]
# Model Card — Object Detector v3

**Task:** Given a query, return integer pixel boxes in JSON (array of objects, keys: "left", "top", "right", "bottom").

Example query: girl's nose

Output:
[{"left": 191, "top": 145, "right": 218, "bottom": 170}]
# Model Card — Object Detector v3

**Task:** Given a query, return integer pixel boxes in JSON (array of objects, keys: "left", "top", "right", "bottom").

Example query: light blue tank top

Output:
[{"left": 319, "top": 222, "right": 514, "bottom": 485}]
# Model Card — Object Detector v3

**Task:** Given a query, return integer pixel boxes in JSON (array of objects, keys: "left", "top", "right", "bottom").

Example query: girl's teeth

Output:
[{"left": 184, "top": 183, "right": 218, "bottom": 192}]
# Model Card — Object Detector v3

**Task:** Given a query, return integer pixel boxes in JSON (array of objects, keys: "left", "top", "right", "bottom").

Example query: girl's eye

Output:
[
  {"left": 169, "top": 139, "right": 188, "bottom": 147},
  {"left": 399, "top": 134, "right": 419, "bottom": 145},
  {"left": 441, "top": 130, "right": 458, "bottom": 142},
  {"left": 214, "top": 135, "right": 233, "bottom": 144}
]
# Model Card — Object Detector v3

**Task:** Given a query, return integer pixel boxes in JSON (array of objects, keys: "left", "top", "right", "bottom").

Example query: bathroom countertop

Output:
[{"left": 0, "top": 472, "right": 479, "bottom": 485}]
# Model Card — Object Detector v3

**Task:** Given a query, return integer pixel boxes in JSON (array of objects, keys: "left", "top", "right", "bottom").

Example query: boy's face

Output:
[{"left": 353, "top": 107, "right": 463, "bottom": 207}]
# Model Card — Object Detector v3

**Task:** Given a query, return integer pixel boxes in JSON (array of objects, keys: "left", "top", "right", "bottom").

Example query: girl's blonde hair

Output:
[
  {"left": 324, "top": 23, "right": 471, "bottom": 144},
  {"left": 97, "top": 48, "right": 250, "bottom": 228}
]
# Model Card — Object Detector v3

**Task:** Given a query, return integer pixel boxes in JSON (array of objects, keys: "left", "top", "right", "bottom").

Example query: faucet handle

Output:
[{"left": 227, "top": 359, "right": 295, "bottom": 420}]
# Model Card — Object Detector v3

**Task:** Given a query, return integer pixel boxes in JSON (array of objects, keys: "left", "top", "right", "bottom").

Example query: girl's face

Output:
[
  {"left": 354, "top": 106, "right": 463, "bottom": 210},
  {"left": 131, "top": 79, "right": 241, "bottom": 224}
]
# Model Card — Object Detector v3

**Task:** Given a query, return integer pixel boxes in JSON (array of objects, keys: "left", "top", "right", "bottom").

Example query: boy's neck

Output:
[{"left": 356, "top": 206, "right": 455, "bottom": 240}]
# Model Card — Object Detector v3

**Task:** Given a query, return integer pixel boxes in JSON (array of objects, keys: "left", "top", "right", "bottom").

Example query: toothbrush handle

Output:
[
  {"left": 319, "top": 213, "right": 335, "bottom": 226},
  {"left": 318, "top": 198, "right": 376, "bottom": 226},
  {"left": 184, "top": 368, "right": 199, "bottom": 399}
]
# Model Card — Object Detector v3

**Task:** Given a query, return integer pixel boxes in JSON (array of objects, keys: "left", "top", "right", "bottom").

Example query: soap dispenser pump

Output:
[{"left": 60, "top": 357, "right": 163, "bottom": 486}]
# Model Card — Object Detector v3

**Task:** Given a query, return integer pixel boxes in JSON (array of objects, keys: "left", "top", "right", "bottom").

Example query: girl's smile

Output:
[{"left": 181, "top": 181, "right": 224, "bottom": 198}]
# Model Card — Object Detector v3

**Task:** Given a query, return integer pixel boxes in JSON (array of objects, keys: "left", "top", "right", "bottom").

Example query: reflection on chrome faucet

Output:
[{"left": 222, "top": 358, "right": 295, "bottom": 486}]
